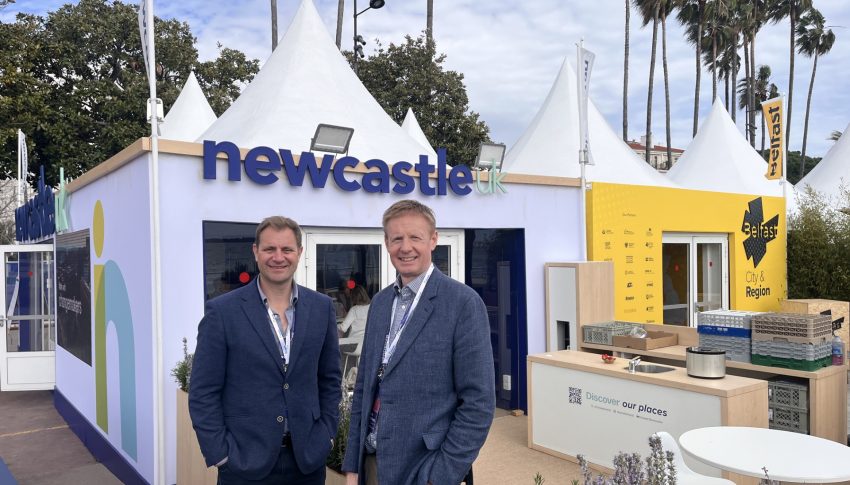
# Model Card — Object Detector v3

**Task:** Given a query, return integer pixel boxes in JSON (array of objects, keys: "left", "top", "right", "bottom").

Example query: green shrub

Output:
[{"left": 171, "top": 337, "right": 193, "bottom": 393}]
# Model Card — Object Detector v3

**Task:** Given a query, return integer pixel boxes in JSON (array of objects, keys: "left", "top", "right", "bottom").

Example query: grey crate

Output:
[
  {"left": 698, "top": 334, "right": 751, "bottom": 362},
  {"left": 768, "top": 379, "right": 808, "bottom": 411},
  {"left": 752, "top": 340, "right": 832, "bottom": 361},
  {"left": 697, "top": 310, "right": 763, "bottom": 329},
  {"left": 769, "top": 405, "right": 809, "bottom": 434},
  {"left": 582, "top": 322, "right": 644, "bottom": 345},
  {"left": 752, "top": 313, "right": 833, "bottom": 339}
]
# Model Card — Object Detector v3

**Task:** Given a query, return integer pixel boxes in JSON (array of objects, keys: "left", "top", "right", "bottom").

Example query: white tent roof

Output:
[
  {"left": 401, "top": 108, "right": 437, "bottom": 158},
  {"left": 797, "top": 120, "right": 850, "bottom": 203},
  {"left": 160, "top": 72, "right": 217, "bottom": 142},
  {"left": 666, "top": 99, "right": 783, "bottom": 197},
  {"left": 501, "top": 58, "right": 674, "bottom": 187},
  {"left": 198, "top": 0, "right": 431, "bottom": 164}
]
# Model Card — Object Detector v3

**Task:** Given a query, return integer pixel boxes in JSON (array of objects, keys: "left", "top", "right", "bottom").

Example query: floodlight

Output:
[
  {"left": 474, "top": 142, "right": 507, "bottom": 171},
  {"left": 311, "top": 124, "right": 355, "bottom": 154}
]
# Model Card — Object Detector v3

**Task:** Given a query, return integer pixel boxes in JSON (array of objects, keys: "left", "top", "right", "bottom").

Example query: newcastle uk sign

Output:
[{"left": 202, "top": 141, "right": 507, "bottom": 196}]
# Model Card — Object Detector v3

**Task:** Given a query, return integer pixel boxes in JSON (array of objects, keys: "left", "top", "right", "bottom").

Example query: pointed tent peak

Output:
[
  {"left": 401, "top": 108, "right": 437, "bottom": 158},
  {"left": 160, "top": 71, "right": 217, "bottom": 142},
  {"left": 797, "top": 120, "right": 850, "bottom": 202},
  {"left": 198, "top": 0, "right": 431, "bottom": 164},
  {"left": 667, "top": 97, "right": 783, "bottom": 197},
  {"left": 502, "top": 57, "right": 675, "bottom": 187}
]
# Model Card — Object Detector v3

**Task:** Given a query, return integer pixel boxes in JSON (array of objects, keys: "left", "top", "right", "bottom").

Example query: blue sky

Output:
[{"left": 4, "top": 0, "right": 849, "bottom": 158}]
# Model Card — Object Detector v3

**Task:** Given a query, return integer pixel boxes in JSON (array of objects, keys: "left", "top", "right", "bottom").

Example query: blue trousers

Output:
[{"left": 217, "top": 445, "right": 325, "bottom": 485}]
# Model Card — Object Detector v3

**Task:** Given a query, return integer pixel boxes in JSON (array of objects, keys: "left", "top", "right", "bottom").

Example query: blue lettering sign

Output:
[
  {"left": 201, "top": 140, "right": 505, "bottom": 197},
  {"left": 16, "top": 166, "right": 56, "bottom": 242}
]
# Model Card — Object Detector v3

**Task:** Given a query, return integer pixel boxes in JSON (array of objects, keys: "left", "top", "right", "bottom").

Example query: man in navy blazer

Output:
[
  {"left": 342, "top": 200, "right": 495, "bottom": 485},
  {"left": 190, "top": 216, "right": 341, "bottom": 484}
]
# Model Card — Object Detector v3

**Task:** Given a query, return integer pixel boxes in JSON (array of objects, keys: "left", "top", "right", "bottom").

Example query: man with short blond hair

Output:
[
  {"left": 343, "top": 200, "right": 495, "bottom": 485},
  {"left": 190, "top": 216, "right": 341, "bottom": 484}
]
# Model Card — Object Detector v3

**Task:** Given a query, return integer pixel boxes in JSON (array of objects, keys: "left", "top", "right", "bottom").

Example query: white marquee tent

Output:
[
  {"left": 401, "top": 108, "right": 437, "bottom": 158},
  {"left": 796, "top": 120, "right": 850, "bottom": 205},
  {"left": 666, "top": 99, "right": 783, "bottom": 197},
  {"left": 159, "top": 72, "right": 217, "bottom": 142},
  {"left": 199, "top": 0, "right": 431, "bottom": 164},
  {"left": 501, "top": 58, "right": 674, "bottom": 187}
]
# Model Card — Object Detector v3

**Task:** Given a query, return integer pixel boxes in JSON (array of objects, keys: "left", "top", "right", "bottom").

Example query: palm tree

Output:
[
  {"left": 336, "top": 0, "right": 345, "bottom": 49},
  {"left": 769, "top": 0, "right": 814, "bottom": 158},
  {"left": 634, "top": 0, "right": 662, "bottom": 165},
  {"left": 660, "top": 1, "right": 674, "bottom": 168},
  {"left": 426, "top": 0, "right": 434, "bottom": 43},
  {"left": 796, "top": 8, "right": 835, "bottom": 163},
  {"left": 624, "top": 0, "right": 631, "bottom": 141},
  {"left": 676, "top": 0, "right": 706, "bottom": 137},
  {"left": 738, "top": 65, "right": 774, "bottom": 154}
]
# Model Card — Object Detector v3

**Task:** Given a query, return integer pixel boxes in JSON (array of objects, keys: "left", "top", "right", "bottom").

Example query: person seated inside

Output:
[{"left": 338, "top": 285, "right": 370, "bottom": 345}]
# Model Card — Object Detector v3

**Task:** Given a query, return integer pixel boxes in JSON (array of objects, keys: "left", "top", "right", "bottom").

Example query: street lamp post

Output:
[{"left": 353, "top": 0, "right": 385, "bottom": 74}]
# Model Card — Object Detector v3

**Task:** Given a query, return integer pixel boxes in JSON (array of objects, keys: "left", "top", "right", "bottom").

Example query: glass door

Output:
[
  {"left": 661, "top": 238, "right": 690, "bottom": 326},
  {"left": 661, "top": 234, "right": 728, "bottom": 327},
  {"left": 0, "top": 245, "right": 56, "bottom": 391}
]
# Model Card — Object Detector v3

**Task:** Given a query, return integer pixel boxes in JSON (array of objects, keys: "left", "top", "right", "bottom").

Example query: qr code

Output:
[{"left": 569, "top": 387, "right": 582, "bottom": 405}]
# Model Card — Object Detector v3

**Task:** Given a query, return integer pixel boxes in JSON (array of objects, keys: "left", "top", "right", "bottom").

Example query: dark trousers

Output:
[{"left": 217, "top": 445, "right": 325, "bottom": 485}]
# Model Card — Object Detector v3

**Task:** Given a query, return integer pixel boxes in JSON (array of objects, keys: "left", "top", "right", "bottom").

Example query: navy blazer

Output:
[
  {"left": 189, "top": 280, "right": 341, "bottom": 480},
  {"left": 342, "top": 268, "right": 496, "bottom": 485}
]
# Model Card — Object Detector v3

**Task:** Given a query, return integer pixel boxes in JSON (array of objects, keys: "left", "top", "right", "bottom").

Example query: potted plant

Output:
[
  {"left": 174, "top": 338, "right": 217, "bottom": 485},
  {"left": 325, "top": 389, "right": 351, "bottom": 485}
]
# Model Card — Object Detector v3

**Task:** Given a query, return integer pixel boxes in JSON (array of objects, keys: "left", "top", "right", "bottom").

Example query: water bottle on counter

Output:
[{"left": 832, "top": 333, "right": 845, "bottom": 366}]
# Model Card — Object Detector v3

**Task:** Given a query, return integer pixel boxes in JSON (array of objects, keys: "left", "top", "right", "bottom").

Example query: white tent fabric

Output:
[
  {"left": 666, "top": 99, "right": 783, "bottom": 197},
  {"left": 401, "top": 108, "right": 437, "bottom": 158},
  {"left": 198, "top": 0, "right": 432, "bottom": 164},
  {"left": 160, "top": 72, "right": 217, "bottom": 142},
  {"left": 502, "top": 58, "right": 674, "bottom": 187},
  {"left": 797, "top": 120, "right": 850, "bottom": 203}
]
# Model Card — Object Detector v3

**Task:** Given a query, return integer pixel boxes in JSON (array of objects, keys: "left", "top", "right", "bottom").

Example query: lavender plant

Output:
[{"left": 568, "top": 434, "right": 675, "bottom": 485}]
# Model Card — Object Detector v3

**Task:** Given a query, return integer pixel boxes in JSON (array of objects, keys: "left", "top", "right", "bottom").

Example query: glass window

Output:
[{"left": 202, "top": 221, "right": 258, "bottom": 301}]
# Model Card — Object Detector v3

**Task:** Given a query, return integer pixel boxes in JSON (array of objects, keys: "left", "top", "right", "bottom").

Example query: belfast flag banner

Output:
[
  {"left": 761, "top": 96, "right": 784, "bottom": 180},
  {"left": 577, "top": 46, "right": 595, "bottom": 165}
]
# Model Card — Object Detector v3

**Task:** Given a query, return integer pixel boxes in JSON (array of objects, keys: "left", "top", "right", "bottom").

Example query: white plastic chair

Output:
[
  {"left": 342, "top": 341, "right": 362, "bottom": 389},
  {"left": 656, "top": 432, "right": 735, "bottom": 485}
]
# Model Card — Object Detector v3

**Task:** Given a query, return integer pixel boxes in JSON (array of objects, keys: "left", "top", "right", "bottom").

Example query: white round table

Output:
[{"left": 678, "top": 427, "right": 850, "bottom": 483}]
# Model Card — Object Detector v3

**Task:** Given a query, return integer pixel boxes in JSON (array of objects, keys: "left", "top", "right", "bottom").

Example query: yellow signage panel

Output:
[
  {"left": 762, "top": 97, "right": 784, "bottom": 180},
  {"left": 587, "top": 183, "right": 786, "bottom": 324}
]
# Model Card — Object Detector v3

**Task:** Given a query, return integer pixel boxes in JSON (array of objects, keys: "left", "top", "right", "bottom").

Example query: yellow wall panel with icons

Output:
[{"left": 586, "top": 182, "right": 786, "bottom": 324}]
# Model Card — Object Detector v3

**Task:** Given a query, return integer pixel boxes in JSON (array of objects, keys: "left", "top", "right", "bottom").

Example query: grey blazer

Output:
[{"left": 342, "top": 268, "right": 496, "bottom": 485}]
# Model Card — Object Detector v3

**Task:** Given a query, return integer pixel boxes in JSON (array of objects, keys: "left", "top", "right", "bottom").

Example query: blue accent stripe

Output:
[
  {"left": 0, "top": 455, "right": 17, "bottom": 485},
  {"left": 697, "top": 325, "right": 752, "bottom": 338},
  {"left": 53, "top": 388, "right": 148, "bottom": 485}
]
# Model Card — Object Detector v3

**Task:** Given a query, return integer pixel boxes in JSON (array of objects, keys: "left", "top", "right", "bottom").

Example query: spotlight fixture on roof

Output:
[
  {"left": 310, "top": 124, "right": 355, "bottom": 154},
  {"left": 474, "top": 142, "right": 507, "bottom": 171}
]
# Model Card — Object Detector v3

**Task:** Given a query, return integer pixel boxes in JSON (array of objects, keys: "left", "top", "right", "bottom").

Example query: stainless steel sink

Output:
[{"left": 623, "top": 364, "right": 675, "bottom": 374}]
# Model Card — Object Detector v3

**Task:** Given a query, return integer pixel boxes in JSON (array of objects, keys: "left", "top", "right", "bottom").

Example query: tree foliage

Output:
[
  {"left": 347, "top": 35, "right": 490, "bottom": 167},
  {"left": 0, "top": 0, "right": 259, "bottom": 186},
  {"left": 787, "top": 185, "right": 850, "bottom": 303}
]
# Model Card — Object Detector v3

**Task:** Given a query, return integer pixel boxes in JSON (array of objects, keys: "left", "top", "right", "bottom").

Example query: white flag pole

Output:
[
  {"left": 577, "top": 41, "right": 587, "bottom": 262},
  {"left": 17, "top": 130, "right": 23, "bottom": 208},
  {"left": 140, "top": 0, "right": 166, "bottom": 482}
]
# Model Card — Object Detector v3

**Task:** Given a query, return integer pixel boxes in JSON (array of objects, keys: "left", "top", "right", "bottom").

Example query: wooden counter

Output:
[
  {"left": 528, "top": 350, "right": 767, "bottom": 484},
  {"left": 581, "top": 342, "right": 848, "bottom": 444}
]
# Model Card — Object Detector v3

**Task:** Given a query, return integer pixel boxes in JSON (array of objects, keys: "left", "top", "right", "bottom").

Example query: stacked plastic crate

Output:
[
  {"left": 697, "top": 310, "right": 761, "bottom": 362},
  {"left": 768, "top": 378, "right": 809, "bottom": 434},
  {"left": 751, "top": 313, "right": 833, "bottom": 370},
  {"left": 582, "top": 322, "right": 644, "bottom": 346}
]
